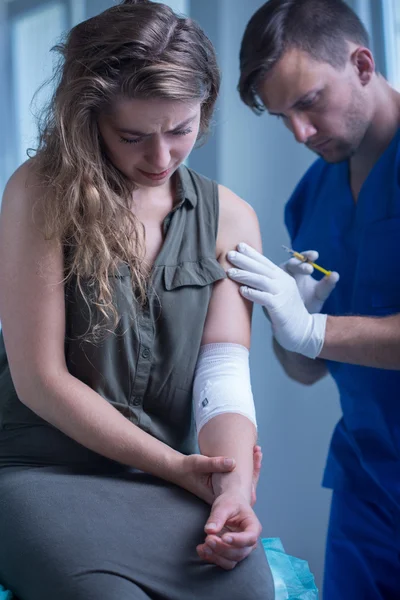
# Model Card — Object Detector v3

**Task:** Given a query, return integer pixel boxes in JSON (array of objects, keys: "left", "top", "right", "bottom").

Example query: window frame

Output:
[
  {"left": 382, "top": 0, "right": 399, "bottom": 89},
  {"left": 1, "top": 0, "right": 72, "bottom": 195}
]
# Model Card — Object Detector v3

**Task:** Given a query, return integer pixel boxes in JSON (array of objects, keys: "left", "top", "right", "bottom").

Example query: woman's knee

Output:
[
  {"left": 64, "top": 573, "right": 152, "bottom": 600},
  {"left": 219, "top": 546, "right": 275, "bottom": 600}
]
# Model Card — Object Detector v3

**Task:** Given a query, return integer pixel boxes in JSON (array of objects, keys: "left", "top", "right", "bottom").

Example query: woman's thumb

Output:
[
  {"left": 205, "top": 503, "right": 231, "bottom": 534},
  {"left": 193, "top": 455, "right": 235, "bottom": 474}
]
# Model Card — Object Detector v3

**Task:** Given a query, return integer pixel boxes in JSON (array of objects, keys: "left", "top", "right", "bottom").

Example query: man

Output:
[{"left": 227, "top": 1, "right": 400, "bottom": 598}]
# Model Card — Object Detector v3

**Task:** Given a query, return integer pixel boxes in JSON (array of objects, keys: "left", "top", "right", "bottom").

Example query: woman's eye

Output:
[
  {"left": 172, "top": 128, "right": 193, "bottom": 136},
  {"left": 119, "top": 128, "right": 193, "bottom": 144},
  {"left": 119, "top": 137, "right": 142, "bottom": 145}
]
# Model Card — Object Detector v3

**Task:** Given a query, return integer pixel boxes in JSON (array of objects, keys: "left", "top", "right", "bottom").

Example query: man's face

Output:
[{"left": 258, "top": 47, "right": 371, "bottom": 162}]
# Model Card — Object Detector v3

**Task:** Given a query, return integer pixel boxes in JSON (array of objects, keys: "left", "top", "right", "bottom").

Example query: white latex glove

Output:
[
  {"left": 227, "top": 243, "right": 327, "bottom": 359},
  {"left": 281, "top": 250, "right": 339, "bottom": 314}
]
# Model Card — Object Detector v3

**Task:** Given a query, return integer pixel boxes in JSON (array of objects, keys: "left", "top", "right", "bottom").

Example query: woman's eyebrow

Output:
[{"left": 116, "top": 116, "right": 196, "bottom": 136}]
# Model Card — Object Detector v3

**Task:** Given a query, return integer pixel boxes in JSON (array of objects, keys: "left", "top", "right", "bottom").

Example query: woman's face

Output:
[{"left": 98, "top": 97, "right": 202, "bottom": 188}]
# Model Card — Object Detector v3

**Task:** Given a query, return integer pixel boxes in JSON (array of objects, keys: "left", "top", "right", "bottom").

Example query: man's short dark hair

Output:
[{"left": 239, "top": 0, "right": 370, "bottom": 114}]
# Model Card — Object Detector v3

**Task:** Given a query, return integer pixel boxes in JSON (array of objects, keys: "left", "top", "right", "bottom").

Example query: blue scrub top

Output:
[{"left": 285, "top": 129, "right": 400, "bottom": 509}]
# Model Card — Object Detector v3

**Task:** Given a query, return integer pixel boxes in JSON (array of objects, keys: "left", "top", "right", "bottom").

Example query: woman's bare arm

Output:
[
  {"left": 197, "top": 185, "right": 263, "bottom": 497},
  {"left": 194, "top": 186, "right": 263, "bottom": 569}
]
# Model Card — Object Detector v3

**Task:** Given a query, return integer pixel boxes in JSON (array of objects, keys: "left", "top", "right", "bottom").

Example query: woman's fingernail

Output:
[
  {"left": 205, "top": 522, "right": 217, "bottom": 530},
  {"left": 224, "top": 458, "right": 234, "bottom": 466},
  {"left": 224, "top": 536, "right": 233, "bottom": 544},
  {"left": 238, "top": 242, "right": 247, "bottom": 253},
  {"left": 207, "top": 539, "right": 217, "bottom": 549},
  {"left": 227, "top": 269, "right": 237, "bottom": 276},
  {"left": 203, "top": 547, "right": 213, "bottom": 555},
  {"left": 227, "top": 251, "right": 236, "bottom": 260}
]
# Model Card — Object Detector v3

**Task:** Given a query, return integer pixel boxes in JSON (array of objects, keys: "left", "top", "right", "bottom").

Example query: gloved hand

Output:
[
  {"left": 227, "top": 243, "right": 327, "bottom": 358},
  {"left": 281, "top": 250, "right": 339, "bottom": 314}
]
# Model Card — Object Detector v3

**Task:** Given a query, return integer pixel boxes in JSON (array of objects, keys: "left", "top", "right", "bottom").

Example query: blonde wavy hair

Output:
[{"left": 34, "top": 0, "right": 220, "bottom": 341}]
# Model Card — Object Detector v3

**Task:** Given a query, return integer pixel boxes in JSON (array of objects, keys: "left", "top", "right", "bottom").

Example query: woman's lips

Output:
[{"left": 138, "top": 167, "right": 172, "bottom": 180}]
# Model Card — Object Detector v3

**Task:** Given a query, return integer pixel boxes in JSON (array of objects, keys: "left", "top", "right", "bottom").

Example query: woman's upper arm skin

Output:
[
  {"left": 201, "top": 184, "right": 262, "bottom": 348},
  {"left": 0, "top": 162, "right": 67, "bottom": 400}
]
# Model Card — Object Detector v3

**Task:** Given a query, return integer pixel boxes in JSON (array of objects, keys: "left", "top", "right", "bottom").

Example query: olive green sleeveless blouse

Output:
[{"left": 0, "top": 166, "right": 226, "bottom": 456}]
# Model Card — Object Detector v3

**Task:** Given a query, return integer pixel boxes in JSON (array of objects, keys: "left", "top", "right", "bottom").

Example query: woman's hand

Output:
[
  {"left": 196, "top": 491, "right": 261, "bottom": 570},
  {"left": 176, "top": 454, "right": 236, "bottom": 504},
  {"left": 175, "top": 445, "right": 262, "bottom": 506},
  {"left": 251, "top": 445, "right": 262, "bottom": 506}
]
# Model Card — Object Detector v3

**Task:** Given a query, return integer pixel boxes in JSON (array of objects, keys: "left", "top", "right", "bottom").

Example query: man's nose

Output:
[{"left": 288, "top": 114, "right": 317, "bottom": 144}]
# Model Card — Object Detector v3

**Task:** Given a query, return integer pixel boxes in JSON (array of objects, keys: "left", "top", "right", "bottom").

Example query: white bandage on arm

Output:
[{"left": 193, "top": 343, "right": 257, "bottom": 434}]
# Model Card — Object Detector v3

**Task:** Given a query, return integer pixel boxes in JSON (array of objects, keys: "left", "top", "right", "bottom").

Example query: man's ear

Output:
[{"left": 351, "top": 47, "right": 375, "bottom": 86}]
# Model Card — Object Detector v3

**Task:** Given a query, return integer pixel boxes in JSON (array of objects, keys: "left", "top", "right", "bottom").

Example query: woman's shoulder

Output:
[
  {"left": 2, "top": 158, "right": 41, "bottom": 206},
  {"left": 0, "top": 159, "right": 54, "bottom": 258},
  {"left": 218, "top": 183, "right": 259, "bottom": 233},
  {"left": 216, "top": 184, "right": 261, "bottom": 266},
  {"left": 1, "top": 158, "right": 47, "bottom": 225},
  {"left": 5, "top": 157, "right": 38, "bottom": 183}
]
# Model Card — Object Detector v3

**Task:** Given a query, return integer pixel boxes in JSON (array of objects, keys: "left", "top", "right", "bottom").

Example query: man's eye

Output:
[{"left": 299, "top": 95, "right": 318, "bottom": 110}]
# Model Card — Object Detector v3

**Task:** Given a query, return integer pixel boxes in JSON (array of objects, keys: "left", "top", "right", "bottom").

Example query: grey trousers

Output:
[{"left": 0, "top": 465, "right": 275, "bottom": 600}]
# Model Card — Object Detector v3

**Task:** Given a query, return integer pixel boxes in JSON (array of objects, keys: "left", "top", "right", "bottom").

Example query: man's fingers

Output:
[
  {"left": 240, "top": 287, "right": 275, "bottom": 307},
  {"left": 300, "top": 250, "right": 319, "bottom": 262},
  {"left": 327, "top": 271, "right": 340, "bottom": 285},
  {"left": 315, "top": 271, "right": 340, "bottom": 302},
  {"left": 237, "top": 243, "right": 280, "bottom": 269},
  {"left": 285, "top": 258, "right": 314, "bottom": 276},
  {"left": 284, "top": 251, "right": 318, "bottom": 276},
  {"left": 227, "top": 246, "right": 279, "bottom": 278},
  {"left": 227, "top": 269, "right": 269, "bottom": 291}
]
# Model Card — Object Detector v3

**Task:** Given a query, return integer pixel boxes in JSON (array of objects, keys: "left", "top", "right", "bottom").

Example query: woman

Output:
[{"left": 0, "top": 1, "right": 274, "bottom": 598}]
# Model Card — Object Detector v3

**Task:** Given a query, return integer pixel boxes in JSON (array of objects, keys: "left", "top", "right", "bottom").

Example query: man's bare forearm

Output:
[
  {"left": 319, "top": 313, "right": 400, "bottom": 369},
  {"left": 272, "top": 337, "right": 328, "bottom": 385}
]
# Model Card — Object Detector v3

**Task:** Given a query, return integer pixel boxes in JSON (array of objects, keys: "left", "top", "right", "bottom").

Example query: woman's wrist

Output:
[
  {"left": 212, "top": 471, "right": 252, "bottom": 503},
  {"left": 163, "top": 449, "right": 186, "bottom": 486}
]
